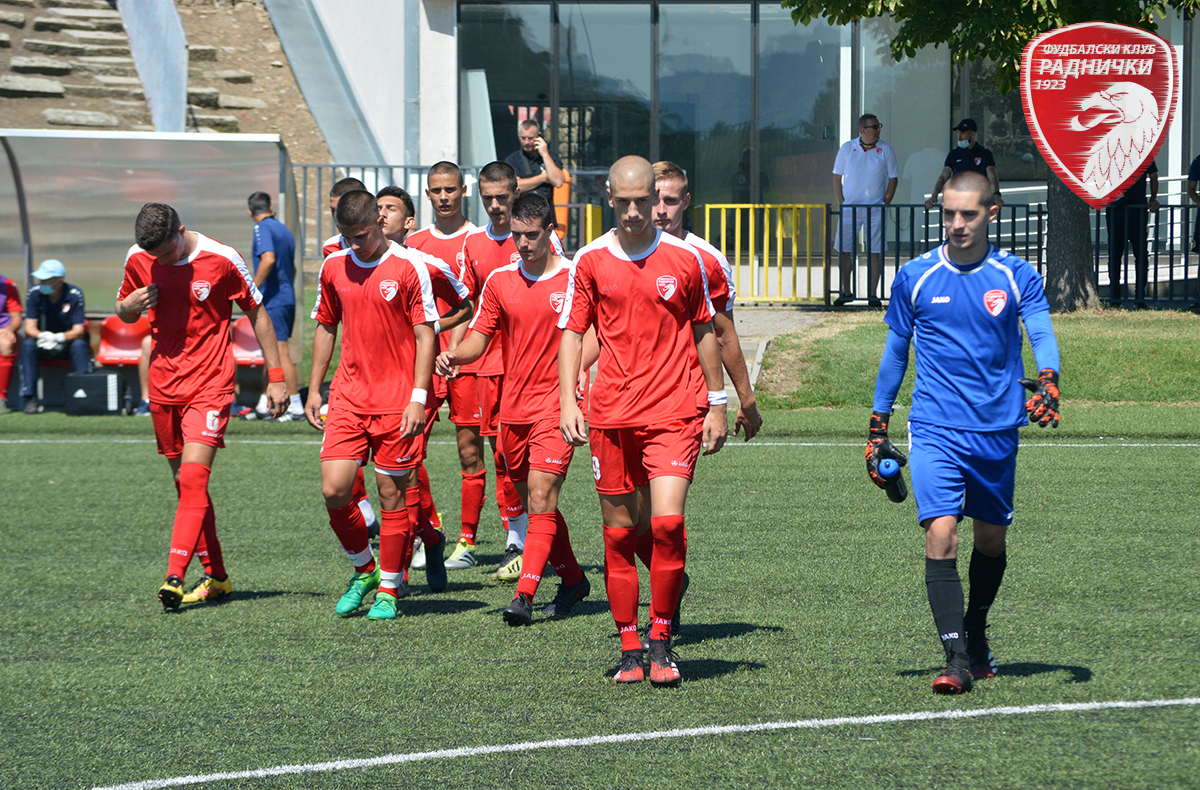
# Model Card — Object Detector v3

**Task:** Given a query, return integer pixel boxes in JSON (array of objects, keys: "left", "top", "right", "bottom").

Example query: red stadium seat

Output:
[
  {"left": 231, "top": 315, "right": 264, "bottom": 367},
  {"left": 96, "top": 314, "right": 149, "bottom": 367}
]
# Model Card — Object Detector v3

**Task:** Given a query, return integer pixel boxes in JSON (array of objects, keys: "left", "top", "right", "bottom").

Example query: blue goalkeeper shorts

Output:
[{"left": 907, "top": 422, "right": 1018, "bottom": 527}]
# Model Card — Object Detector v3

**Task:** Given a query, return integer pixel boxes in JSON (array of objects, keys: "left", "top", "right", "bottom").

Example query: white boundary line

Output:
[{"left": 91, "top": 697, "right": 1200, "bottom": 790}]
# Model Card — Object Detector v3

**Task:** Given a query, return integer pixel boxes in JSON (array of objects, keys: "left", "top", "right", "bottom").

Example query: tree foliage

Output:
[{"left": 781, "top": 0, "right": 1200, "bottom": 93}]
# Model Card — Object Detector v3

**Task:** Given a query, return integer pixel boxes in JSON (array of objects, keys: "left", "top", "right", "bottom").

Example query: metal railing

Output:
[
  {"left": 700, "top": 204, "right": 826, "bottom": 303},
  {"left": 1094, "top": 203, "right": 1200, "bottom": 305}
]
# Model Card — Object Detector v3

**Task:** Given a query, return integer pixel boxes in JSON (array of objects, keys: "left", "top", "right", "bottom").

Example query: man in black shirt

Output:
[
  {"left": 19, "top": 258, "right": 91, "bottom": 413},
  {"left": 504, "top": 120, "right": 565, "bottom": 205},
  {"left": 1106, "top": 159, "right": 1159, "bottom": 308},
  {"left": 925, "top": 119, "right": 1004, "bottom": 210}
]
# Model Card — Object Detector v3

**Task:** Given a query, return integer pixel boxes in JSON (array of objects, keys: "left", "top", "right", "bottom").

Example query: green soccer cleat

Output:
[
  {"left": 158, "top": 575, "right": 184, "bottom": 611},
  {"left": 366, "top": 592, "right": 398, "bottom": 620},
  {"left": 336, "top": 567, "right": 380, "bottom": 616},
  {"left": 181, "top": 574, "right": 232, "bottom": 604},
  {"left": 443, "top": 538, "right": 477, "bottom": 570},
  {"left": 491, "top": 544, "right": 523, "bottom": 581}
]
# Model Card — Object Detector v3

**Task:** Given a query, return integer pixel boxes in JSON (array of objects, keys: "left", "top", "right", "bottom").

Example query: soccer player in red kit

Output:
[
  {"left": 559, "top": 156, "right": 728, "bottom": 686},
  {"left": 377, "top": 185, "right": 472, "bottom": 588},
  {"left": 405, "top": 163, "right": 484, "bottom": 571},
  {"left": 436, "top": 192, "right": 594, "bottom": 625},
  {"left": 305, "top": 190, "right": 440, "bottom": 620},
  {"left": 0, "top": 273, "right": 21, "bottom": 407},
  {"left": 316, "top": 177, "right": 378, "bottom": 536},
  {"left": 116, "top": 202, "right": 289, "bottom": 610},
  {"left": 448, "top": 161, "right": 532, "bottom": 580}
]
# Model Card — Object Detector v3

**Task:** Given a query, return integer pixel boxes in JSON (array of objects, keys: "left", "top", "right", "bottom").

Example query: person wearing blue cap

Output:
[{"left": 19, "top": 259, "right": 91, "bottom": 413}]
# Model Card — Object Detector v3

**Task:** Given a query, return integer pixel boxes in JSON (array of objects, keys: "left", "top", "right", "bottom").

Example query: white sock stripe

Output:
[{"left": 90, "top": 697, "right": 1200, "bottom": 790}]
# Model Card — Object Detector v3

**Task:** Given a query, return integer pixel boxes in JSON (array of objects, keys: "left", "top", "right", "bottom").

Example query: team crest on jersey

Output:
[
  {"left": 191, "top": 281, "right": 211, "bottom": 301},
  {"left": 549, "top": 291, "right": 566, "bottom": 313},
  {"left": 379, "top": 280, "right": 398, "bottom": 302},
  {"left": 656, "top": 275, "right": 678, "bottom": 301},
  {"left": 510, "top": 252, "right": 522, "bottom": 265},
  {"left": 974, "top": 157, "right": 983, "bottom": 166},
  {"left": 984, "top": 289, "right": 1007, "bottom": 316}
]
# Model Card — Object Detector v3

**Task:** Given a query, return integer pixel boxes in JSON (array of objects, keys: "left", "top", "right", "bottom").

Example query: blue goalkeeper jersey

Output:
[{"left": 884, "top": 244, "right": 1051, "bottom": 432}]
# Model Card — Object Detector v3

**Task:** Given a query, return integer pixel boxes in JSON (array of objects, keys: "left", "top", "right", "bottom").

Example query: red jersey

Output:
[
  {"left": 469, "top": 259, "right": 571, "bottom": 423},
  {"left": 560, "top": 229, "right": 714, "bottom": 429},
  {"left": 459, "top": 225, "right": 521, "bottom": 376},
  {"left": 685, "top": 232, "right": 736, "bottom": 313},
  {"left": 118, "top": 233, "right": 262, "bottom": 405},
  {"left": 311, "top": 240, "right": 440, "bottom": 415},
  {"left": 406, "top": 223, "right": 475, "bottom": 355},
  {"left": 321, "top": 234, "right": 344, "bottom": 258},
  {"left": 0, "top": 275, "right": 20, "bottom": 329}
]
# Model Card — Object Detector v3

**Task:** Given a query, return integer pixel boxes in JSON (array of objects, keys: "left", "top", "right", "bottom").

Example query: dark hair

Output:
[
  {"left": 859, "top": 113, "right": 879, "bottom": 127},
  {"left": 428, "top": 161, "right": 463, "bottom": 186},
  {"left": 478, "top": 161, "right": 517, "bottom": 192},
  {"left": 519, "top": 119, "right": 541, "bottom": 133},
  {"left": 135, "top": 203, "right": 181, "bottom": 250},
  {"left": 334, "top": 190, "right": 380, "bottom": 231},
  {"left": 329, "top": 177, "right": 367, "bottom": 199},
  {"left": 247, "top": 191, "right": 272, "bottom": 215},
  {"left": 511, "top": 192, "right": 554, "bottom": 229},
  {"left": 944, "top": 171, "right": 995, "bottom": 208},
  {"left": 376, "top": 185, "right": 415, "bottom": 220}
]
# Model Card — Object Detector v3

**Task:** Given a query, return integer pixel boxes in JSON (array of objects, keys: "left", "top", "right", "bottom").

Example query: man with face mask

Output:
[
  {"left": 924, "top": 119, "right": 1005, "bottom": 211},
  {"left": 19, "top": 259, "right": 91, "bottom": 414}
]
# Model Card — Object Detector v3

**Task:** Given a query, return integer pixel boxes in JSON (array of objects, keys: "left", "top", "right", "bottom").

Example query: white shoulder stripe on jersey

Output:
[
  {"left": 197, "top": 232, "right": 263, "bottom": 306},
  {"left": 468, "top": 262, "right": 522, "bottom": 330},
  {"left": 412, "top": 247, "right": 469, "bottom": 299},
  {"left": 557, "top": 257, "right": 582, "bottom": 331},
  {"left": 660, "top": 231, "right": 715, "bottom": 319},
  {"left": 985, "top": 256, "right": 1023, "bottom": 305},
  {"left": 396, "top": 246, "right": 441, "bottom": 323},
  {"left": 686, "top": 231, "right": 736, "bottom": 304}
]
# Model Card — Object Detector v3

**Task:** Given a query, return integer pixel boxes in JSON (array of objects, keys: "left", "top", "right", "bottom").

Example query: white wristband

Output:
[
  {"left": 433, "top": 320, "right": 442, "bottom": 335},
  {"left": 707, "top": 390, "right": 728, "bottom": 406},
  {"left": 410, "top": 388, "right": 428, "bottom": 405}
]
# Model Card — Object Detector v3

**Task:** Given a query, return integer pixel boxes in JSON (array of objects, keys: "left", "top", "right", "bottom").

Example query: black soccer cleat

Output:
[
  {"left": 502, "top": 592, "right": 534, "bottom": 626},
  {"left": 966, "top": 630, "right": 998, "bottom": 680},
  {"left": 932, "top": 655, "right": 974, "bottom": 695},
  {"left": 542, "top": 575, "right": 590, "bottom": 618},
  {"left": 647, "top": 638, "right": 682, "bottom": 687},
  {"left": 612, "top": 649, "right": 645, "bottom": 684},
  {"left": 424, "top": 532, "right": 447, "bottom": 593}
]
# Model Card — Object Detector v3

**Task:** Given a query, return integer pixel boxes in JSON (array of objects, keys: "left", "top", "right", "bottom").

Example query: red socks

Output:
[
  {"left": 166, "top": 463, "right": 213, "bottom": 580},
  {"left": 378, "top": 508, "right": 414, "bottom": 593},
  {"left": 327, "top": 501, "right": 372, "bottom": 572},
  {"left": 406, "top": 484, "right": 442, "bottom": 547},
  {"left": 603, "top": 525, "right": 641, "bottom": 651},
  {"left": 516, "top": 512, "right": 556, "bottom": 599},
  {"left": 635, "top": 526, "right": 654, "bottom": 569},
  {"left": 459, "top": 469, "right": 486, "bottom": 543},
  {"left": 193, "top": 493, "right": 225, "bottom": 579},
  {"left": 548, "top": 511, "right": 584, "bottom": 586},
  {"left": 0, "top": 352, "right": 14, "bottom": 399},
  {"left": 648, "top": 515, "right": 687, "bottom": 641},
  {"left": 417, "top": 464, "right": 440, "bottom": 530}
]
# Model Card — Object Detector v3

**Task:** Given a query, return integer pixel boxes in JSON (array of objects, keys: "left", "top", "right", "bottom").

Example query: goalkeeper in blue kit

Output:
[{"left": 866, "top": 171, "right": 1061, "bottom": 695}]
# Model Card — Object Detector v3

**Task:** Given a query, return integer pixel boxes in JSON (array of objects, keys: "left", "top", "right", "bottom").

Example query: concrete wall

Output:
[{"left": 307, "top": 0, "right": 456, "bottom": 166}]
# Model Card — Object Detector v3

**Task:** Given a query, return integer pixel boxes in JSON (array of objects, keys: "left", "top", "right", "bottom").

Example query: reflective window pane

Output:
[{"left": 658, "top": 3, "right": 752, "bottom": 207}]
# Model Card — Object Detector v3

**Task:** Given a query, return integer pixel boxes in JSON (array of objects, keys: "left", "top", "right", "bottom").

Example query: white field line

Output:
[
  {"left": 90, "top": 697, "right": 1200, "bottom": 790},
  {"left": 3, "top": 438, "right": 1199, "bottom": 448}
]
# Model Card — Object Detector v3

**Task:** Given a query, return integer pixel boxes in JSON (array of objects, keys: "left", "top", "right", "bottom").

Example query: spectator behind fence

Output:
[
  {"left": 1185, "top": 154, "right": 1200, "bottom": 255},
  {"left": 833, "top": 113, "right": 898, "bottom": 307},
  {"left": 505, "top": 119, "right": 564, "bottom": 206},
  {"left": 0, "top": 273, "right": 21, "bottom": 412},
  {"left": 1105, "top": 159, "right": 1158, "bottom": 308},
  {"left": 19, "top": 259, "right": 91, "bottom": 414},
  {"left": 248, "top": 191, "right": 303, "bottom": 419},
  {"left": 924, "top": 119, "right": 1005, "bottom": 211}
]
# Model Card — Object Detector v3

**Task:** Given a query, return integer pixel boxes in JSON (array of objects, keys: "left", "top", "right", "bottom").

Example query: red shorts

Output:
[
  {"left": 150, "top": 394, "right": 230, "bottom": 458},
  {"left": 477, "top": 374, "right": 503, "bottom": 436},
  {"left": 421, "top": 392, "right": 444, "bottom": 442},
  {"left": 433, "top": 372, "right": 448, "bottom": 401},
  {"left": 501, "top": 417, "right": 574, "bottom": 482},
  {"left": 588, "top": 413, "right": 704, "bottom": 495},
  {"left": 321, "top": 407, "right": 426, "bottom": 473},
  {"left": 447, "top": 373, "right": 481, "bottom": 427}
]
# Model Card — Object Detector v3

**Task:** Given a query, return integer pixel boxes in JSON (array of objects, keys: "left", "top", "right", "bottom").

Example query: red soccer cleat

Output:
[{"left": 612, "top": 650, "right": 645, "bottom": 684}]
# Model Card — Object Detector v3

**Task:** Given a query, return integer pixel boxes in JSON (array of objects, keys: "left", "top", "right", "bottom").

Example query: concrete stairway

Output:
[{"left": 1, "top": 0, "right": 264, "bottom": 132}]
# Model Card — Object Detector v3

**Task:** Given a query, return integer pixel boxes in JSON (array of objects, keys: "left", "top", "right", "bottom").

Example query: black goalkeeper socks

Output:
[
  {"left": 964, "top": 548, "right": 1007, "bottom": 634},
  {"left": 926, "top": 557, "right": 966, "bottom": 660}
]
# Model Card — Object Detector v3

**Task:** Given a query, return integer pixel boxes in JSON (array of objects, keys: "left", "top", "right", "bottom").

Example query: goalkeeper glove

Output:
[
  {"left": 866, "top": 410, "right": 907, "bottom": 488},
  {"left": 1019, "top": 369, "right": 1060, "bottom": 428}
]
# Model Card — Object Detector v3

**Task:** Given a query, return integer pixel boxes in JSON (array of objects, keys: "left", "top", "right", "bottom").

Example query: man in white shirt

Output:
[{"left": 832, "top": 113, "right": 899, "bottom": 307}]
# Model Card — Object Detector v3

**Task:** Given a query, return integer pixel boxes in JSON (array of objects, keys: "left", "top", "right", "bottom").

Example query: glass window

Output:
[
  {"left": 861, "top": 19, "right": 951, "bottom": 208},
  {"left": 558, "top": 2, "right": 652, "bottom": 171},
  {"left": 658, "top": 3, "right": 752, "bottom": 208},
  {"left": 459, "top": 3, "right": 553, "bottom": 162},
  {"left": 757, "top": 5, "right": 842, "bottom": 205},
  {"left": 951, "top": 59, "right": 1049, "bottom": 189}
]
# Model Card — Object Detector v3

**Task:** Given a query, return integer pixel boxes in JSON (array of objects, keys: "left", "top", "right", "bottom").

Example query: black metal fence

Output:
[{"left": 830, "top": 202, "right": 1199, "bottom": 308}]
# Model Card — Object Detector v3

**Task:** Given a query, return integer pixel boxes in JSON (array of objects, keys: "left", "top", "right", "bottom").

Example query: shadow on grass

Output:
[
  {"left": 398, "top": 597, "right": 489, "bottom": 616},
  {"left": 676, "top": 622, "right": 786, "bottom": 645},
  {"left": 898, "top": 662, "right": 1093, "bottom": 683},
  {"left": 682, "top": 658, "right": 767, "bottom": 681}
]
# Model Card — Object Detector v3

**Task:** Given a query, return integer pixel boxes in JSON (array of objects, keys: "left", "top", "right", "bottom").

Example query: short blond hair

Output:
[{"left": 653, "top": 160, "right": 688, "bottom": 191}]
